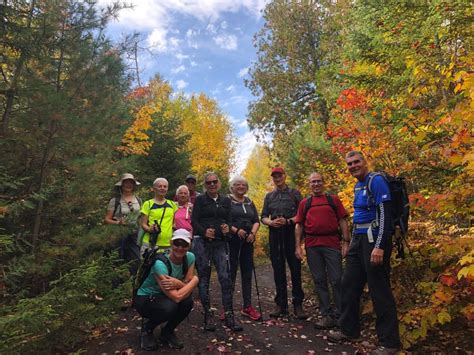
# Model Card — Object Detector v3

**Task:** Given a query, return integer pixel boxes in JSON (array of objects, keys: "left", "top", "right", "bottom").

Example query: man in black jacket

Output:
[{"left": 261, "top": 167, "right": 306, "bottom": 319}]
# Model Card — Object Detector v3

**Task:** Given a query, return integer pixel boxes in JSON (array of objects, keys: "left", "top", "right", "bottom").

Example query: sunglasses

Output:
[
  {"left": 127, "top": 201, "right": 135, "bottom": 212},
  {"left": 205, "top": 180, "right": 219, "bottom": 185},
  {"left": 310, "top": 180, "right": 323, "bottom": 184},
  {"left": 173, "top": 240, "right": 190, "bottom": 248}
]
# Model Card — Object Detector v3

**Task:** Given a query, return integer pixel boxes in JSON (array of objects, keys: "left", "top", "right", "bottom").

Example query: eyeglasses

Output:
[
  {"left": 310, "top": 180, "right": 323, "bottom": 184},
  {"left": 127, "top": 201, "right": 135, "bottom": 212},
  {"left": 172, "top": 240, "right": 190, "bottom": 248},
  {"left": 205, "top": 180, "right": 219, "bottom": 185}
]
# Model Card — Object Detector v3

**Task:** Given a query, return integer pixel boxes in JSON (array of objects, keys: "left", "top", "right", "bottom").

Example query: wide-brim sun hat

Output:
[
  {"left": 115, "top": 173, "right": 141, "bottom": 186},
  {"left": 172, "top": 228, "right": 192, "bottom": 245}
]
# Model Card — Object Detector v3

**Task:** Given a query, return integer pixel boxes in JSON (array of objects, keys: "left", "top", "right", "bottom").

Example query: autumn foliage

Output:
[{"left": 246, "top": 0, "right": 473, "bottom": 349}]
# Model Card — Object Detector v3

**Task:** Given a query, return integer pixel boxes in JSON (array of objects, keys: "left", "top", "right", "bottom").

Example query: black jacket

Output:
[
  {"left": 192, "top": 192, "right": 232, "bottom": 240},
  {"left": 261, "top": 186, "right": 302, "bottom": 220}
]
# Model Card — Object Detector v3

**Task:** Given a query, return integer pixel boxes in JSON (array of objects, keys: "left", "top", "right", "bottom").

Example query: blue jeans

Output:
[{"left": 306, "top": 246, "right": 343, "bottom": 318}]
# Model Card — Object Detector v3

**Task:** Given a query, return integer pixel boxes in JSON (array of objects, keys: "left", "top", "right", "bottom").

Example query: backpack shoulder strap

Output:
[
  {"left": 155, "top": 253, "right": 173, "bottom": 275},
  {"left": 183, "top": 253, "right": 189, "bottom": 278},
  {"left": 303, "top": 196, "right": 312, "bottom": 222},
  {"left": 325, "top": 194, "right": 338, "bottom": 216},
  {"left": 112, "top": 196, "right": 121, "bottom": 217},
  {"left": 137, "top": 196, "right": 142, "bottom": 207},
  {"left": 289, "top": 188, "right": 300, "bottom": 206},
  {"left": 367, "top": 172, "right": 385, "bottom": 195}
]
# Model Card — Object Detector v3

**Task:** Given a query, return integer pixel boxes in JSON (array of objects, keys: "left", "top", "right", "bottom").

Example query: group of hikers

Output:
[{"left": 104, "top": 150, "right": 401, "bottom": 355}]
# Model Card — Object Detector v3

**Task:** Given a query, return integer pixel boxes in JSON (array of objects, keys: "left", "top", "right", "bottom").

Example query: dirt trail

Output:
[{"left": 81, "top": 263, "right": 362, "bottom": 354}]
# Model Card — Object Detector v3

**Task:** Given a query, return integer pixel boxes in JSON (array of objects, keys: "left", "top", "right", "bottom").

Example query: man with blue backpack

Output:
[{"left": 329, "top": 151, "right": 401, "bottom": 355}]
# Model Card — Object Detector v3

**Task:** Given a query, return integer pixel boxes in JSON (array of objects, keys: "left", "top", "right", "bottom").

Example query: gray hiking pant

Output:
[{"left": 306, "top": 246, "right": 343, "bottom": 318}]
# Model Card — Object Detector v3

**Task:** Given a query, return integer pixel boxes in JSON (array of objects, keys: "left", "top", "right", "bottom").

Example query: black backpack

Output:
[
  {"left": 132, "top": 249, "right": 189, "bottom": 306},
  {"left": 367, "top": 172, "right": 410, "bottom": 258}
]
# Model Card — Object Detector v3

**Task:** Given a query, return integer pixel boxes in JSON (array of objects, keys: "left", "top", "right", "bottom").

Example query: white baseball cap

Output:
[{"left": 171, "top": 229, "right": 192, "bottom": 245}]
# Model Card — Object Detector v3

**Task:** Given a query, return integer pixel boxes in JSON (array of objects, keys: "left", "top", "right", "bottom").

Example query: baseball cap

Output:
[
  {"left": 185, "top": 174, "right": 197, "bottom": 182},
  {"left": 271, "top": 167, "right": 285, "bottom": 176},
  {"left": 171, "top": 229, "right": 192, "bottom": 244}
]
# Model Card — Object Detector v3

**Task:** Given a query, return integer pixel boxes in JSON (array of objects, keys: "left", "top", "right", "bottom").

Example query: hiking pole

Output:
[
  {"left": 250, "top": 243, "right": 263, "bottom": 321},
  {"left": 232, "top": 236, "right": 244, "bottom": 292}
]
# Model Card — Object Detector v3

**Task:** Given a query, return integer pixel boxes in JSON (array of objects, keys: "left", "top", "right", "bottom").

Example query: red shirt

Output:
[{"left": 295, "top": 194, "right": 348, "bottom": 250}]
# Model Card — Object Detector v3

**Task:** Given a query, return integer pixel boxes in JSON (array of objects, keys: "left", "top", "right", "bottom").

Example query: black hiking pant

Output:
[
  {"left": 269, "top": 226, "right": 304, "bottom": 309},
  {"left": 340, "top": 233, "right": 400, "bottom": 348},
  {"left": 134, "top": 294, "right": 193, "bottom": 333},
  {"left": 229, "top": 235, "right": 254, "bottom": 308}
]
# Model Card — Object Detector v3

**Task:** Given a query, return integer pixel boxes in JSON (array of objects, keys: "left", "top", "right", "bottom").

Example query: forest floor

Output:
[{"left": 78, "top": 262, "right": 472, "bottom": 354}]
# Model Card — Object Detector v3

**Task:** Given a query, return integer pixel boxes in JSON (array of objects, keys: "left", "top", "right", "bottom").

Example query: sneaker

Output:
[
  {"left": 327, "top": 329, "right": 360, "bottom": 343},
  {"left": 159, "top": 329, "right": 184, "bottom": 349},
  {"left": 241, "top": 305, "right": 262, "bottom": 321},
  {"left": 224, "top": 311, "right": 243, "bottom": 332},
  {"left": 269, "top": 305, "right": 289, "bottom": 318},
  {"left": 314, "top": 316, "right": 337, "bottom": 329},
  {"left": 140, "top": 332, "right": 158, "bottom": 351},
  {"left": 293, "top": 304, "right": 307, "bottom": 320},
  {"left": 370, "top": 346, "right": 399, "bottom": 355}
]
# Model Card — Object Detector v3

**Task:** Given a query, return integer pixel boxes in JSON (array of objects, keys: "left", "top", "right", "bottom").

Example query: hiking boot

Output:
[
  {"left": 159, "top": 329, "right": 184, "bottom": 349},
  {"left": 314, "top": 316, "right": 337, "bottom": 329},
  {"left": 241, "top": 305, "right": 262, "bottom": 321},
  {"left": 269, "top": 305, "right": 289, "bottom": 318},
  {"left": 293, "top": 304, "right": 307, "bottom": 320},
  {"left": 140, "top": 332, "right": 158, "bottom": 351},
  {"left": 204, "top": 311, "right": 216, "bottom": 331},
  {"left": 370, "top": 346, "right": 400, "bottom": 355},
  {"left": 327, "top": 329, "right": 360, "bottom": 343},
  {"left": 224, "top": 312, "right": 243, "bottom": 332}
]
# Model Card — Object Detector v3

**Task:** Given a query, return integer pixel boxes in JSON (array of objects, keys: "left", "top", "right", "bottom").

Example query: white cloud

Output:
[
  {"left": 229, "top": 95, "right": 247, "bottom": 104},
  {"left": 234, "top": 131, "right": 258, "bottom": 175},
  {"left": 147, "top": 28, "right": 169, "bottom": 52},
  {"left": 213, "top": 33, "right": 238, "bottom": 50},
  {"left": 186, "top": 29, "right": 200, "bottom": 49},
  {"left": 190, "top": 61, "right": 198, "bottom": 67},
  {"left": 238, "top": 119, "right": 248, "bottom": 128},
  {"left": 238, "top": 66, "right": 249, "bottom": 78},
  {"left": 175, "top": 53, "right": 190, "bottom": 61},
  {"left": 221, "top": 21, "right": 228, "bottom": 29},
  {"left": 172, "top": 65, "right": 186, "bottom": 74},
  {"left": 226, "top": 85, "right": 235, "bottom": 92},
  {"left": 176, "top": 80, "right": 188, "bottom": 90},
  {"left": 206, "top": 23, "right": 217, "bottom": 34}
]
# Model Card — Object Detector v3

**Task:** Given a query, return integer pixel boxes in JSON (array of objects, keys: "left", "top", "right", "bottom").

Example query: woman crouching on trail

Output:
[{"left": 134, "top": 229, "right": 198, "bottom": 350}]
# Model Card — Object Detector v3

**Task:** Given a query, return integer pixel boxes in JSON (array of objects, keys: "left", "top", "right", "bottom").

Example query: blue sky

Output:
[{"left": 100, "top": 0, "right": 269, "bottom": 173}]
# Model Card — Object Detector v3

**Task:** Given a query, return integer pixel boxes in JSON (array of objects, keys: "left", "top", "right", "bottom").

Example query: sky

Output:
[{"left": 99, "top": 0, "right": 269, "bottom": 174}]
